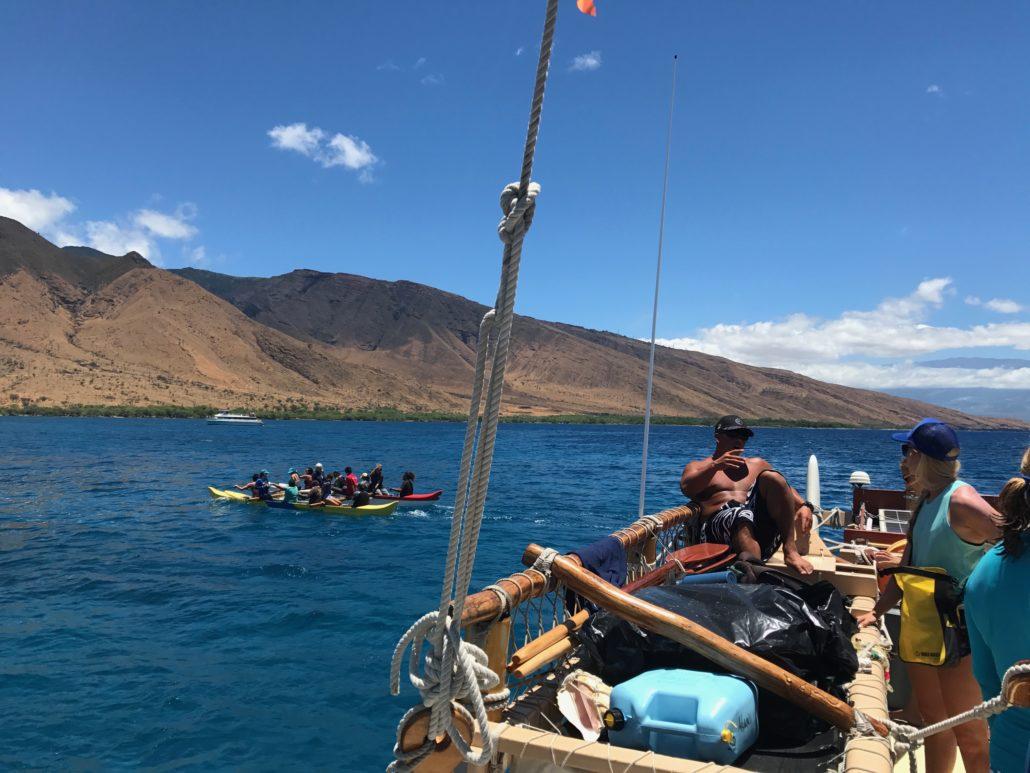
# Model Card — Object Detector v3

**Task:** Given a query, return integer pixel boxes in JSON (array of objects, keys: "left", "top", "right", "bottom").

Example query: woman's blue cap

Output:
[{"left": 890, "top": 418, "right": 960, "bottom": 461}]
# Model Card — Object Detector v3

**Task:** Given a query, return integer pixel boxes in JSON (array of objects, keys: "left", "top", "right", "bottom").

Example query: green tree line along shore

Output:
[{"left": 1, "top": 402, "right": 873, "bottom": 428}]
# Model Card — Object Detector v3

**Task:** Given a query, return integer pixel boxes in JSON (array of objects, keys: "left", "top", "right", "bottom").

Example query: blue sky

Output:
[{"left": 1, "top": 1, "right": 1028, "bottom": 392}]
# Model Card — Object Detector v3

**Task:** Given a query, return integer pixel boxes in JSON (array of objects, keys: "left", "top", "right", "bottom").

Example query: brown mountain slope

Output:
[
  {"left": 0, "top": 215, "right": 149, "bottom": 290},
  {"left": 0, "top": 266, "right": 459, "bottom": 412},
  {"left": 0, "top": 220, "right": 459, "bottom": 412},
  {"left": 171, "top": 267, "right": 1024, "bottom": 429},
  {"left": 0, "top": 216, "right": 1019, "bottom": 427}
]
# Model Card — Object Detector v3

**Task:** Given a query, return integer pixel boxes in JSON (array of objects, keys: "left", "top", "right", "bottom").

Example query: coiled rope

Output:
[{"left": 388, "top": 2, "right": 560, "bottom": 770}]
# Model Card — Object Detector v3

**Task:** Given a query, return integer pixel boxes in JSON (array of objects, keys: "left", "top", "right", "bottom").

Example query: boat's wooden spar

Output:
[
  {"left": 460, "top": 504, "right": 697, "bottom": 626},
  {"left": 521, "top": 542, "right": 890, "bottom": 738}
]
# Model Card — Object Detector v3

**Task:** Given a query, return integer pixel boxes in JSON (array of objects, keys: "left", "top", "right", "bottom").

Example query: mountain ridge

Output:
[{"left": 0, "top": 216, "right": 1023, "bottom": 428}]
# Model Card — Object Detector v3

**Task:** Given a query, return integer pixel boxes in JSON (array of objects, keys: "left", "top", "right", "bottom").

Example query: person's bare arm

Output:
[
  {"left": 787, "top": 484, "right": 814, "bottom": 534},
  {"left": 949, "top": 486, "right": 1002, "bottom": 545},
  {"left": 679, "top": 450, "right": 748, "bottom": 497}
]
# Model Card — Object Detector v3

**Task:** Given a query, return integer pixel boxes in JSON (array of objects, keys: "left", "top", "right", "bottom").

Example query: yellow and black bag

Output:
[{"left": 881, "top": 565, "right": 969, "bottom": 667}]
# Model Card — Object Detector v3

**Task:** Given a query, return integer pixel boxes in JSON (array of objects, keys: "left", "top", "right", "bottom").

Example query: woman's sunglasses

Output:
[{"left": 901, "top": 444, "right": 918, "bottom": 457}]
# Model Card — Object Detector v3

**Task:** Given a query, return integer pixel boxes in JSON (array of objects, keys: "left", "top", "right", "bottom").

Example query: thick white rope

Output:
[
  {"left": 851, "top": 662, "right": 1030, "bottom": 773},
  {"left": 388, "top": 2, "right": 560, "bottom": 769}
]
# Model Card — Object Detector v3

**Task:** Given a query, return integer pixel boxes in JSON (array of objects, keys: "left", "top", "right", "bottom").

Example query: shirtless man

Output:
[{"left": 680, "top": 415, "right": 815, "bottom": 575}]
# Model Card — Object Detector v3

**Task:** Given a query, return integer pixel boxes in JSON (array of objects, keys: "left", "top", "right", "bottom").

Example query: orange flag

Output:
[{"left": 577, "top": 0, "right": 597, "bottom": 16}]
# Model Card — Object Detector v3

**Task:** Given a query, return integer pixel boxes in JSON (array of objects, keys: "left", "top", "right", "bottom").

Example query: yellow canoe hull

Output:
[{"left": 208, "top": 487, "right": 398, "bottom": 516}]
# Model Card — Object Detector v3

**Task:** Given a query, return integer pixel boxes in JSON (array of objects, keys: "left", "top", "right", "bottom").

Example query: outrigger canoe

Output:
[
  {"left": 372, "top": 489, "right": 443, "bottom": 505},
  {"left": 207, "top": 487, "right": 398, "bottom": 516},
  {"left": 264, "top": 499, "right": 398, "bottom": 516}
]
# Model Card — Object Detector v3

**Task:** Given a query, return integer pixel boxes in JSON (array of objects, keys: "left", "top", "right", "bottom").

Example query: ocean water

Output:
[{"left": 1, "top": 417, "right": 1026, "bottom": 771}]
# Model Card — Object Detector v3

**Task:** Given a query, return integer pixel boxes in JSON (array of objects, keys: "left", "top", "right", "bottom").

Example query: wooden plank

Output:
[{"left": 485, "top": 722, "right": 740, "bottom": 772}]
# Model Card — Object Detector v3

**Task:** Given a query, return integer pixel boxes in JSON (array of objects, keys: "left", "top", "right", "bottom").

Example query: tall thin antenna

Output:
[{"left": 638, "top": 54, "right": 678, "bottom": 520}]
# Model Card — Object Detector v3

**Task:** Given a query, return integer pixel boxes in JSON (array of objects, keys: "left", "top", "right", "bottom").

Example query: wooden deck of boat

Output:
[{"left": 475, "top": 526, "right": 903, "bottom": 772}]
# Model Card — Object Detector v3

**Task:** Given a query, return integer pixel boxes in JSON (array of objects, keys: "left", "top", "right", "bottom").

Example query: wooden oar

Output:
[{"left": 522, "top": 543, "right": 889, "bottom": 737}]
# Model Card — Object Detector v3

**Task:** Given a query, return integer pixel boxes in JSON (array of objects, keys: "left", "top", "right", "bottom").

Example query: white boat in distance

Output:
[{"left": 207, "top": 412, "right": 263, "bottom": 425}]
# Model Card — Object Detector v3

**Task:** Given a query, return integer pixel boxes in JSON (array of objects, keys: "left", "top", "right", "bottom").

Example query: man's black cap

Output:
[{"left": 715, "top": 415, "right": 754, "bottom": 437}]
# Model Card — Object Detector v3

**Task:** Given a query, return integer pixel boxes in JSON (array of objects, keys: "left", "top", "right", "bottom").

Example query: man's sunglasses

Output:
[
  {"left": 720, "top": 429, "right": 751, "bottom": 440},
  {"left": 901, "top": 444, "right": 915, "bottom": 457}
]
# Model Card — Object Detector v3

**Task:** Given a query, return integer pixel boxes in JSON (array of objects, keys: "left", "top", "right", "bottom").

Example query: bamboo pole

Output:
[
  {"left": 521, "top": 543, "right": 889, "bottom": 737},
  {"left": 481, "top": 617, "right": 511, "bottom": 722},
  {"left": 508, "top": 609, "right": 589, "bottom": 668},
  {"left": 509, "top": 638, "right": 574, "bottom": 680}
]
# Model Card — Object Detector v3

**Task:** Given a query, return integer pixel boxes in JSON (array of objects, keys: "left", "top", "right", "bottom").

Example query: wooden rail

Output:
[{"left": 460, "top": 504, "right": 698, "bottom": 626}]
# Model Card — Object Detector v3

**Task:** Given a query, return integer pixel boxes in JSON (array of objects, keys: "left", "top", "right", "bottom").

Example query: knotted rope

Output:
[
  {"left": 388, "top": 2, "right": 560, "bottom": 769},
  {"left": 850, "top": 662, "right": 1030, "bottom": 773}
]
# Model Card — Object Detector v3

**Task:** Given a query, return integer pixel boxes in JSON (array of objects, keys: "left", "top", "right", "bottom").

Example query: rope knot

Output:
[
  {"left": 389, "top": 610, "right": 509, "bottom": 771},
  {"left": 497, "top": 181, "right": 541, "bottom": 244},
  {"left": 531, "top": 547, "right": 559, "bottom": 577}
]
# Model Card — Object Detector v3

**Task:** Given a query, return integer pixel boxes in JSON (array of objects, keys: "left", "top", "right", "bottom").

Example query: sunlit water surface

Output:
[{"left": 1, "top": 417, "right": 1026, "bottom": 769}]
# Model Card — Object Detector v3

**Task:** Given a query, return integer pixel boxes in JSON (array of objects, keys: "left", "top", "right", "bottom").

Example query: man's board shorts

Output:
[{"left": 699, "top": 472, "right": 782, "bottom": 560}]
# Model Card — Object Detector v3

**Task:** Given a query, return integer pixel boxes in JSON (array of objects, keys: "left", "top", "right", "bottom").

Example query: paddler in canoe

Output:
[
  {"left": 233, "top": 470, "right": 277, "bottom": 501},
  {"left": 368, "top": 463, "right": 385, "bottom": 495},
  {"left": 302, "top": 472, "right": 344, "bottom": 507},
  {"left": 679, "top": 415, "right": 815, "bottom": 575},
  {"left": 274, "top": 471, "right": 301, "bottom": 504},
  {"left": 390, "top": 471, "right": 415, "bottom": 498}
]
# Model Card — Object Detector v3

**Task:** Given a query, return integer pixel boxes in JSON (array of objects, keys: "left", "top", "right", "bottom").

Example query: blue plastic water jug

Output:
[{"left": 604, "top": 669, "right": 758, "bottom": 765}]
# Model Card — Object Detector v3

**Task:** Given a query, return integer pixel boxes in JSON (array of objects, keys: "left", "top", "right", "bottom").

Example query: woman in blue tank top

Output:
[
  {"left": 858, "top": 419, "right": 1000, "bottom": 773},
  {"left": 965, "top": 449, "right": 1030, "bottom": 773}
]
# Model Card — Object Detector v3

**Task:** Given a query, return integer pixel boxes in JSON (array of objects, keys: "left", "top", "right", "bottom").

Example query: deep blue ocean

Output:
[{"left": 1, "top": 417, "right": 1026, "bottom": 770}]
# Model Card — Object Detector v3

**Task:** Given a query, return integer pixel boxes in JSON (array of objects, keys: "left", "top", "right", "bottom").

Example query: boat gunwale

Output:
[{"left": 460, "top": 504, "right": 698, "bottom": 626}]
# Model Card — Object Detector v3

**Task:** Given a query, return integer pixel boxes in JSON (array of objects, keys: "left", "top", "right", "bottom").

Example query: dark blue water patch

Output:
[{"left": 0, "top": 416, "right": 1026, "bottom": 769}]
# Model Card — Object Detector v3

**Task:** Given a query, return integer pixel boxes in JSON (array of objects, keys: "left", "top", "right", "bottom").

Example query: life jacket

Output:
[{"left": 255, "top": 479, "right": 271, "bottom": 500}]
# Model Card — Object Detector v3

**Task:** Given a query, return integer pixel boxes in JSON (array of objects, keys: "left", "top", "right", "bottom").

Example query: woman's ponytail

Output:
[{"left": 997, "top": 447, "right": 1030, "bottom": 557}]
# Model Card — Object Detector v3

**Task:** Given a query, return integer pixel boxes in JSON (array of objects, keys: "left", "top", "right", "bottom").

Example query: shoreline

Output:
[{"left": 1, "top": 403, "right": 1025, "bottom": 431}]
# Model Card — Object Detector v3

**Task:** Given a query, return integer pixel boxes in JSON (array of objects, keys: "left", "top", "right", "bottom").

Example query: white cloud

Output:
[
  {"left": 515, "top": 46, "right": 525, "bottom": 57},
  {"left": 420, "top": 73, "right": 444, "bottom": 86},
  {"left": 134, "top": 208, "right": 197, "bottom": 239},
  {"left": 185, "top": 245, "right": 208, "bottom": 267},
  {"left": 966, "top": 295, "right": 1024, "bottom": 314},
  {"left": 267, "top": 122, "right": 379, "bottom": 181},
  {"left": 570, "top": 50, "right": 602, "bottom": 72},
  {"left": 24, "top": 194, "right": 203, "bottom": 266},
  {"left": 268, "top": 122, "right": 325, "bottom": 156},
  {"left": 926, "top": 84, "right": 943, "bottom": 96},
  {"left": 413, "top": 57, "right": 427, "bottom": 69},
  {"left": 325, "top": 134, "right": 378, "bottom": 171},
  {"left": 985, "top": 298, "right": 1024, "bottom": 314},
  {"left": 80, "top": 221, "right": 156, "bottom": 260},
  {"left": 0, "top": 187, "right": 76, "bottom": 231},
  {"left": 376, "top": 60, "right": 400, "bottom": 72},
  {"left": 799, "top": 362, "right": 1030, "bottom": 390},
  {"left": 656, "top": 277, "right": 1030, "bottom": 390}
]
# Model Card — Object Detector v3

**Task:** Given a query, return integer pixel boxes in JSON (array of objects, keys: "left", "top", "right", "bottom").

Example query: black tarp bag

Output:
[{"left": 576, "top": 572, "right": 859, "bottom": 748}]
